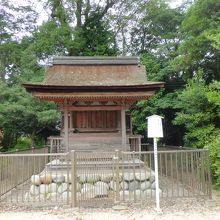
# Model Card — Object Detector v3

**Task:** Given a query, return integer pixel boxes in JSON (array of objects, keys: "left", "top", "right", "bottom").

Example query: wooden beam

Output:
[
  {"left": 63, "top": 108, "right": 69, "bottom": 152},
  {"left": 62, "top": 105, "right": 129, "bottom": 111},
  {"left": 121, "top": 109, "right": 126, "bottom": 151}
]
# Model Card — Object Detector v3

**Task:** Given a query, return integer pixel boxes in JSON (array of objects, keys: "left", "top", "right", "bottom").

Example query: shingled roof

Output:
[
  {"left": 40, "top": 56, "right": 155, "bottom": 87},
  {"left": 23, "top": 56, "right": 164, "bottom": 102}
]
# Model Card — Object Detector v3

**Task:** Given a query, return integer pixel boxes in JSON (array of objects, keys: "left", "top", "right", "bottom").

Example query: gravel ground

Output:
[{"left": 1, "top": 195, "right": 220, "bottom": 220}]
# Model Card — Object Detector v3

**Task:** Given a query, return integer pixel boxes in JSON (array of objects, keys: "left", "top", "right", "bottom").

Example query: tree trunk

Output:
[
  {"left": 0, "top": 57, "right": 6, "bottom": 82},
  {"left": 30, "top": 130, "right": 36, "bottom": 148},
  {"left": 84, "top": 0, "right": 91, "bottom": 22},
  {"left": 76, "top": 0, "right": 83, "bottom": 27}
]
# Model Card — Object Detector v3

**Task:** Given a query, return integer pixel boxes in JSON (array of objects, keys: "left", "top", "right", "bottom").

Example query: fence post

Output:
[
  {"left": 132, "top": 151, "right": 136, "bottom": 202},
  {"left": 71, "top": 150, "right": 77, "bottom": 207},
  {"left": 138, "top": 137, "right": 141, "bottom": 152},
  {"left": 50, "top": 138, "right": 53, "bottom": 153},
  {"left": 206, "top": 150, "right": 212, "bottom": 199},
  {"left": 66, "top": 152, "right": 70, "bottom": 205},
  {"left": 115, "top": 150, "right": 120, "bottom": 203}
]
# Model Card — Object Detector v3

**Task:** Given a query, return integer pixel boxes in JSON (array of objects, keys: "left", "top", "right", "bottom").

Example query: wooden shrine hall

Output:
[{"left": 24, "top": 56, "right": 164, "bottom": 152}]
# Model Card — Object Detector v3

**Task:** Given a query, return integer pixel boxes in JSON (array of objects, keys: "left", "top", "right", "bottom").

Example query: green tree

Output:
[
  {"left": 172, "top": 0, "right": 220, "bottom": 82},
  {"left": 130, "top": 1, "right": 185, "bottom": 144},
  {"left": 0, "top": 83, "right": 59, "bottom": 150},
  {"left": 0, "top": 0, "right": 37, "bottom": 82},
  {"left": 205, "top": 81, "right": 220, "bottom": 186},
  {"left": 173, "top": 72, "right": 219, "bottom": 148}
]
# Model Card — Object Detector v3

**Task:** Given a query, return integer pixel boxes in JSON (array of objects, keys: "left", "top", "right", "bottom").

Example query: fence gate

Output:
[{"left": 72, "top": 151, "right": 118, "bottom": 207}]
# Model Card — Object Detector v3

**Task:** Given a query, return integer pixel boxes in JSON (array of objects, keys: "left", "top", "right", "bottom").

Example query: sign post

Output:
[{"left": 147, "top": 115, "right": 163, "bottom": 212}]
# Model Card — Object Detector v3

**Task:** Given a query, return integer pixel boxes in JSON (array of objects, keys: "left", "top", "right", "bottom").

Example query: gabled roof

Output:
[
  {"left": 23, "top": 56, "right": 164, "bottom": 103},
  {"left": 43, "top": 56, "right": 158, "bottom": 87}
]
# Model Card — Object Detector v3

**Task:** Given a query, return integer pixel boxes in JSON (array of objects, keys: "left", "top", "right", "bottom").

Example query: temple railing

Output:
[
  {"left": 128, "top": 135, "right": 142, "bottom": 152},
  {"left": 47, "top": 136, "right": 63, "bottom": 153},
  {"left": 48, "top": 134, "right": 143, "bottom": 153}
]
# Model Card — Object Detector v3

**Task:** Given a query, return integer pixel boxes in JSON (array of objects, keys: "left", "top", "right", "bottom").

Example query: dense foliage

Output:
[{"left": 0, "top": 0, "right": 219, "bottom": 184}]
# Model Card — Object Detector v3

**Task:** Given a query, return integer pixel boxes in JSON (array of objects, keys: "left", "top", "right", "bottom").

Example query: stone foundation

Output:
[{"left": 27, "top": 168, "right": 162, "bottom": 202}]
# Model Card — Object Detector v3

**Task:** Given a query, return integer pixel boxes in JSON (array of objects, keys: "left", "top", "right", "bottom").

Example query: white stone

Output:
[
  {"left": 123, "top": 172, "right": 134, "bottom": 181},
  {"left": 49, "top": 192, "right": 59, "bottom": 201},
  {"left": 77, "top": 183, "right": 82, "bottom": 192},
  {"left": 100, "top": 173, "right": 112, "bottom": 183},
  {"left": 29, "top": 185, "right": 39, "bottom": 196},
  {"left": 87, "top": 174, "right": 100, "bottom": 183},
  {"left": 94, "top": 181, "right": 109, "bottom": 197},
  {"left": 140, "top": 181, "right": 151, "bottom": 191},
  {"left": 61, "top": 191, "right": 71, "bottom": 200},
  {"left": 39, "top": 184, "right": 49, "bottom": 194},
  {"left": 95, "top": 181, "right": 109, "bottom": 189},
  {"left": 112, "top": 174, "right": 123, "bottom": 182},
  {"left": 151, "top": 181, "right": 157, "bottom": 189},
  {"left": 76, "top": 183, "right": 82, "bottom": 192},
  {"left": 52, "top": 174, "right": 65, "bottom": 183},
  {"left": 50, "top": 159, "right": 60, "bottom": 165},
  {"left": 145, "top": 169, "right": 155, "bottom": 182},
  {"left": 82, "top": 183, "right": 94, "bottom": 190},
  {"left": 69, "top": 183, "right": 81, "bottom": 192},
  {"left": 120, "top": 181, "right": 129, "bottom": 190},
  {"left": 109, "top": 180, "right": 122, "bottom": 191},
  {"left": 128, "top": 180, "right": 140, "bottom": 191},
  {"left": 48, "top": 183, "right": 58, "bottom": 193},
  {"left": 31, "top": 175, "right": 41, "bottom": 186},
  {"left": 64, "top": 174, "right": 72, "bottom": 183},
  {"left": 135, "top": 171, "right": 148, "bottom": 181},
  {"left": 109, "top": 181, "right": 116, "bottom": 191},
  {"left": 148, "top": 175, "right": 155, "bottom": 183},
  {"left": 58, "top": 183, "right": 68, "bottom": 194},
  {"left": 77, "top": 192, "right": 81, "bottom": 200},
  {"left": 81, "top": 187, "right": 95, "bottom": 199}
]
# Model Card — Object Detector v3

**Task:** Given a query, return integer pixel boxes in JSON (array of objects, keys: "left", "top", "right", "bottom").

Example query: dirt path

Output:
[
  {"left": 1, "top": 195, "right": 220, "bottom": 220},
  {"left": 1, "top": 208, "right": 220, "bottom": 220}
]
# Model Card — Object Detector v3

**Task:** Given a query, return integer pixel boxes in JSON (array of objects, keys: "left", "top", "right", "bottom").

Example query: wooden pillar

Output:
[
  {"left": 69, "top": 111, "right": 73, "bottom": 129},
  {"left": 117, "top": 110, "right": 121, "bottom": 130},
  {"left": 64, "top": 108, "right": 69, "bottom": 152},
  {"left": 121, "top": 109, "right": 126, "bottom": 151},
  {"left": 130, "top": 114, "right": 133, "bottom": 135}
]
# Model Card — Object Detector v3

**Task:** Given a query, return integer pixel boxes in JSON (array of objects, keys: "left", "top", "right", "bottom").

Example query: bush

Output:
[
  {"left": 205, "top": 133, "right": 220, "bottom": 187},
  {"left": 14, "top": 136, "right": 32, "bottom": 150}
]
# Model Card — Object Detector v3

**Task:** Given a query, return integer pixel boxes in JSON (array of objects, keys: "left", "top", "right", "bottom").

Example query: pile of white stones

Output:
[{"left": 26, "top": 170, "right": 162, "bottom": 202}]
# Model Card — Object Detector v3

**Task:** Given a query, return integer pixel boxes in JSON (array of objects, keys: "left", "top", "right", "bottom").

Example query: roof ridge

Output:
[
  {"left": 53, "top": 56, "right": 139, "bottom": 60},
  {"left": 51, "top": 56, "right": 140, "bottom": 65}
]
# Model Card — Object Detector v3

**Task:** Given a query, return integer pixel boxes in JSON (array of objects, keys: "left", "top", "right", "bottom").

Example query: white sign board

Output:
[
  {"left": 147, "top": 114, "right": 164, "bottom": 212},
  {"left": 147, "top": 115, "right": 163, "bottom": 138}
]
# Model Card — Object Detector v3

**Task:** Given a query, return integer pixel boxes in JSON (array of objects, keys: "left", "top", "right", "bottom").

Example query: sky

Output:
[{"left": 11, "top": 0, "right": 185, "bottom": 26}]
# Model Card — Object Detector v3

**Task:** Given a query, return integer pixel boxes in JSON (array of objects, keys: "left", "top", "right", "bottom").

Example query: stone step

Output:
[{"left": 45, "top": 158, "right": 144, "bottom": 171}]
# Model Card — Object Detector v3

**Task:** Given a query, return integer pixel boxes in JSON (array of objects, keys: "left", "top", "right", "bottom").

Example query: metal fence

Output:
[
  {"left": 1, "top": 146, "right": 49, "bottom": 154},
  {"left": 0, "top": 149, "right": 211, "bottom": 207}
]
